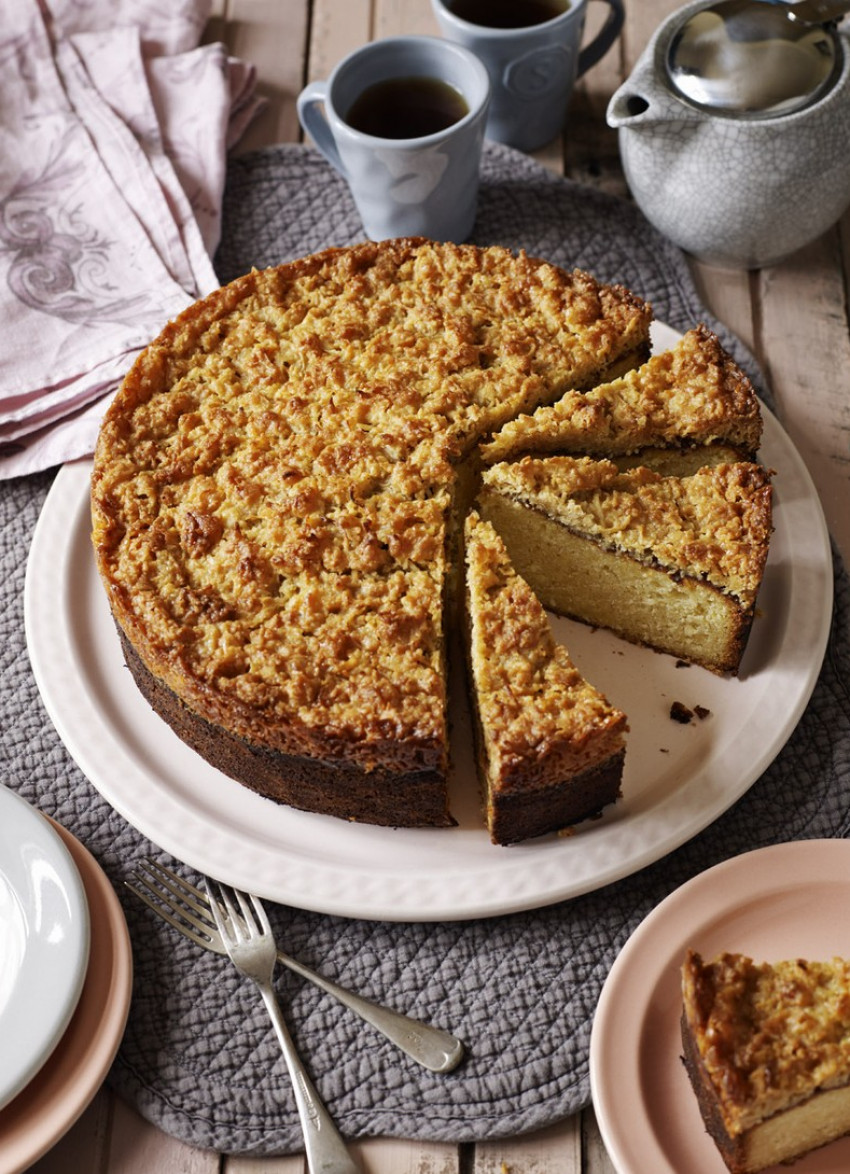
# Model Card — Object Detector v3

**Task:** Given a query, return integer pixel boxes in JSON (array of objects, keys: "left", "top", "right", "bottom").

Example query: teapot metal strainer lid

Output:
[{"left": 666, "top": 0, "right": 846, "bottom": 117}]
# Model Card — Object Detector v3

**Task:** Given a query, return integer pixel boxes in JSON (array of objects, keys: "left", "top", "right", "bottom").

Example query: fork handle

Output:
[
  {"left": 258, "top": 982, "right": 361, "bottom": 1174},
  {"left": 275, "top": 950, "right": 464, "bottom": 1073}
]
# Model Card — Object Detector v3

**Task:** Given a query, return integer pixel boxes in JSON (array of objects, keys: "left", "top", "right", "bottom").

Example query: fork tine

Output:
[
  {"left": 125, "top": 876, "right": 222, "bottom": 954},
  {"left": 128, "top": 861, "right": 222, "bottom": 951},
  {"left": 237, "top": 888, "right": 265, "bottom": 936},
  {"left": 139, "top": 860, "right": 218, "bottom": 932},
  {"left": 140, "top": 862, "right": 218, "bottom": 933},
  {"left": 233, "top": 889, "right": 254, "bottom": 937},
  {"left": 211, "top": 882, "right": 243, "bottom": 942},
  {"left": 249, "top": 892, "right": 273, "bottom": 935},
  {"left": 215, "top": 884, "right": 273, "bottom": 945}
]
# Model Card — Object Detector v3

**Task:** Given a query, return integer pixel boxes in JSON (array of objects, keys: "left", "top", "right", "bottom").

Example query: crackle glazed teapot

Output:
[{"left": 607, "top": 0, "right": 850, "bottom": 267}]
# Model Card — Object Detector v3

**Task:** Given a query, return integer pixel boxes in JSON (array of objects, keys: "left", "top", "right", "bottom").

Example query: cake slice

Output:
[
  {"left": 477, "top": 455, "right": 772, "bottom": 675},
  {"left": 681, "top": 949, "right": 850, "bottom": 1173},
  {"left": 480, "top": 324, "right": 762, "bottom": 466},
  {"left": 463, "top": 511, "right": 627, "bottom": 846}
]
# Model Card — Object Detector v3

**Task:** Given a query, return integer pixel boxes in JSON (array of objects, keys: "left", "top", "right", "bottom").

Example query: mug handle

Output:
[
  {"left": 296, "top": 81, "right": 347, "bottom": 177},
  {"left": 577, "top": 0, "right": 625, "bottom": 77}
]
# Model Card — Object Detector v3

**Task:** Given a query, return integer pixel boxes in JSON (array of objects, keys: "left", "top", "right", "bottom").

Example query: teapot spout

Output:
[
  {"left": 606, "top": 27, "right": 704, "bottom": 129},
  {"left": 607, "top": 86, "right": 657, "bottom": 127},
  {"left": 607, "top": 75, "right": 702, "bottom": 129}
]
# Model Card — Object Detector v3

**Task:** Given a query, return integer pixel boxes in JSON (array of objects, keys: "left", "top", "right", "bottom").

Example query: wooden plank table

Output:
[{"left": 24, "top": 1, "right": 850, "bottom": 1170}]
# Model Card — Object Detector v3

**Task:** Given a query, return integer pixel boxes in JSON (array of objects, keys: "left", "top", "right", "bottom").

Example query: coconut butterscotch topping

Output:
[
  {"left": 481, "top": 324, "right": 762, "bottom": 463},
  {"left": 683, "top": 950, "right": 850, "bottom": 1136},
  {"left": 464, "top": 511, "right": 626, "bottom": 793},
  {"left": 105, "top": 237, "right": 650, "bottom": 496},
  {"left": 481, "top": 455, "right": 772, "bottom": 604},
  {"left": 92, "top": 239, "right": 650, "bottom": 768},
  {"left": 100, "top": 517, "right": 450, "bottom": 772}
]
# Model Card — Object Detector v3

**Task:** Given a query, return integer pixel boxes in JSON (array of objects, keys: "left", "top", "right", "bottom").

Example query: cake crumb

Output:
[
  {"left": 670, "top": 700, "right": 712, "bottom": 724},
  {"left": 670, "top": 701, "right": 694, "bottom": 723}
]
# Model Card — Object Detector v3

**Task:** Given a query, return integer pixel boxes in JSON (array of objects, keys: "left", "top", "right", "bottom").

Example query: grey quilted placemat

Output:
[{"left": 5, "top": 142, "right": 849, "bottom": 1154}]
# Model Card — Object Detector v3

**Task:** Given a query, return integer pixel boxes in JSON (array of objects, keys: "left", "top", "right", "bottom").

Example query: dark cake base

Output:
[
  {"left": 681, "top": 1009, "right": 746, "bottom": 1173},
  {"left": 488, "top": 752, "right": 624, "bottom": 846},
  {"left": 118, "top": 630, "right": 455, "bottom": 829}
]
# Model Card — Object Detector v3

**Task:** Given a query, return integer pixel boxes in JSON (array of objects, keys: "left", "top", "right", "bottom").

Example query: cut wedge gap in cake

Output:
[{"left": 480, "top": 323, "right": 763, "bottom": 468}]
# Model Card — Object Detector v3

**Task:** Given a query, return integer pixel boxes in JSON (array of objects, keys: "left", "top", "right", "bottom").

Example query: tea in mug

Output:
[
  {"left": 449, "top": 0, "right": 568, "bottom": 27},
  {"left": 345, "top": 76, "right": 470, "bottom": 139}
]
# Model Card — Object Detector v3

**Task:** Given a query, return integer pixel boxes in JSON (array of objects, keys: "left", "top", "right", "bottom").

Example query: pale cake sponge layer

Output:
[
  {"left": 477, "top": 494, "right": 746, "bottom": 672},
  {"left": 478, "top": 455, "right": 772, "bottom": 675},
  {"left": 682, "top": 950, "right": 850, "bottom": 1173},
  {"left": 481, "top": 323, "right": 762, "bottom": 464},
  {"left": 464, "top": 511, "right": 627, "bottom": 845},
  {"left": 613, "top": 443, "right": 746, "bottom": 476},
  {"left": 91, "top": 238, "right": 651, "bottom": 830}
]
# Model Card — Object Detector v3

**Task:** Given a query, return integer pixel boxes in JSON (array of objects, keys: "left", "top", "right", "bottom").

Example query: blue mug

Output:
[
  {"left": 430, "top": 0, "right": 624, "bottom": 152},
  {"left": 297, "top": 36, "right": 491, "bottom": 242}
]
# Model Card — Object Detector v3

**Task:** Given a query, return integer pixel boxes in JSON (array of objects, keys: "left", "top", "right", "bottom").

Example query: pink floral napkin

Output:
[{"left": 0, "top": 0, "right": 264, "bottom": 479}]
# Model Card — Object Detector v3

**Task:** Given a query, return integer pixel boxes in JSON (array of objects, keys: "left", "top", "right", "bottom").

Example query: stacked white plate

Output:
[{"left": 0, "top": 785, "right": 132, "bottom": 1174}]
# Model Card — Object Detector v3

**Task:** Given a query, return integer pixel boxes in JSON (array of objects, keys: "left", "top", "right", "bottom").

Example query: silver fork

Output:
[
  {"left": 205, "top": 879, "right": 360, "bottom": 1174},
  {"left": 126, "top": 859, "right": 463, "bottom": 1073}
]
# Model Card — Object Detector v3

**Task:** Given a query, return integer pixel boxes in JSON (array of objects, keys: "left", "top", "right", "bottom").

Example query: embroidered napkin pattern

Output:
[{"left": 0, "top": 0, "right": 263, "bottom": 479}]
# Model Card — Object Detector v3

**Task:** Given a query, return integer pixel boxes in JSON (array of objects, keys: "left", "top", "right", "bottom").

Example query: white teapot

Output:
[{"left": 607, "top": 0, "right": 850, "bottom": 268}]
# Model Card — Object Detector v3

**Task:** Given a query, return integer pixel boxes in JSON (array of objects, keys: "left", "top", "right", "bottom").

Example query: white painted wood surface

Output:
[{"left": 24, "top": 1, "right": 850, "bottom": 1170}]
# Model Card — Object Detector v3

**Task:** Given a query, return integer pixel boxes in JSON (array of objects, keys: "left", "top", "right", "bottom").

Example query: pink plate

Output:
[
  {"left": 0, "top": 818, "right": 133, "bottom": 1174},
  {"left": 590, "top": 839, "right": 850, "bottom": 1174}
]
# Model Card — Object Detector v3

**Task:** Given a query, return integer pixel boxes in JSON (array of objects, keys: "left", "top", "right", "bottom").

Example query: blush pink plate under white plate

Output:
[
  {"left": 590, "top": 839, "right": 850, "bottom": 1174},
  {"left": 0, "top": 816, "right": 132, "bottom": 1174}
]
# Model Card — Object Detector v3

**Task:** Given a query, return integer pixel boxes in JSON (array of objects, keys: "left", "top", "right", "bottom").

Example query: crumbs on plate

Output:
[{"left": 670, "top": 701, "right": 712, "bottom": 724}]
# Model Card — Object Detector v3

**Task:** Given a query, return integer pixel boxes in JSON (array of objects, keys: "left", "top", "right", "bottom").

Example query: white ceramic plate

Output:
[
  {"left": 24, "top": 325, "right": 833, "bottom": 921},
  {"left": 590, "top": 839, "right": 850, "bottom": 1174},
  {"left": 0, "top": 786, "right": 90, "bottom": 1112},
  {"left": 0, "top": 817, "right": 133, "bottom": 1174}
]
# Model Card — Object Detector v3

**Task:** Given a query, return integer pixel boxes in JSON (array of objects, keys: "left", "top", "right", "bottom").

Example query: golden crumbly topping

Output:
[
  {"left": 683, "top": 950, "right": 850, "bottom": 1136},
  {"left": 92, "top": 239, "right": 649, "bottom": 761},
  {"left": 481, "top": 324, "right": 762, "bottom": 463},
  {"left": 464, "top": 511, "right": 626, "bottom": 792},
  {"left": 481, "top": 455, "right": 772, "bottom": 604}
]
